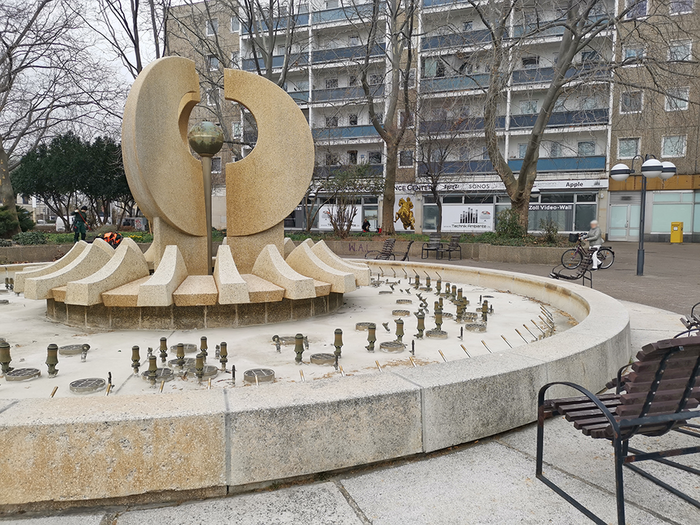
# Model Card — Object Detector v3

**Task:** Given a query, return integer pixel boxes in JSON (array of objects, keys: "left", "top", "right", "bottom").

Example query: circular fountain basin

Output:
[{"left": 0, "top": 260, "right": 630, "bottom": 512}]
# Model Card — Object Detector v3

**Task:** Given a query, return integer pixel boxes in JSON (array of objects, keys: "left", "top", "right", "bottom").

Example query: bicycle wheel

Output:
[
  {"left": 597, "top": 248, "right": 614, "bottom": 269},
  {"left": 561, "top": 249, "right": 582, "bottom": 269}
]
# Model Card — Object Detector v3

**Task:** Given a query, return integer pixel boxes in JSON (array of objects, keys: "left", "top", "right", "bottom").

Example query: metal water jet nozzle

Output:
[
  {"left": 435, "top": 306, "right": 443, "bottom": 331},
  {"left": 436, "top": 279, "right": 442, "bottom": 295},
  {"left": 46, "top": 343, "right": 59, "bottom": 377},
  {"left": 272, "top": 335, "right": 281, "bottom": 353},
  {"left": 200, "top": 336, "right": 208, "bottom": 358},
  {"left": 482, "top": 301, "right": 489, "bottom": 322},
  {"left": 395, "top": 319, "right": 404, "bottom": 344},
  {"left": 147, "top": 354, "right": 158, "bottom": 384},
  {"left": 457, "top": 288, "right": 463, "bottom": 302},
  {"left": 411, "top": 340, "right": 415, "bottom": 355},
  {"left": 333, "top": 329, "right": 343, "bottom": 358},
  {"left": 215, "top": 345, "right": 220, "bottom": 359},
  {"left": 0, "top": 341, "right": 13, "bottom": 375},
  {"left": 219, "top": 341, "right": 228, "bottom": 371},
  {"left": 159, "top": 337, "right": 168, "bottom": 363},
  {"left": 131, "top": 345, "right": 140, "bottom": 375},
  {"left": 81, "top": 344, "right": 90, "bottom": 362},
  {"left": 414, "top": 275, "right": 421, "bottom": 289},
  {"left": 451, "top": 285, "right": 457, "bottom": 298},
  {"left": 294, "top": 333, "right": 305, "bottom": 365},
  {"left": 366, "top": 323, "right": 377, "bottom": 352},
  {"left": 415, "top": 311, "right": 425, "bottom": 339},
  {"left": 176, "top": 343, "right": 186, "bottom": 367},
  {"left": 459, "top": 327, "right": 464, "bottom": 340},
  {"left": 425, "top": 275, "right": 431, "bottom": 290},
  {"left": 231, "top": 364, "right": 236, "bottom": 385},
  {"left": 195, "top": 353, "right": 204, "bottom": 382}
]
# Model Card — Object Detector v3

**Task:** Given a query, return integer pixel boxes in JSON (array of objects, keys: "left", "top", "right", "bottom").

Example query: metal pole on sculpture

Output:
[{"left": 188, "top": 122, "right": 224, "bottom": 275}]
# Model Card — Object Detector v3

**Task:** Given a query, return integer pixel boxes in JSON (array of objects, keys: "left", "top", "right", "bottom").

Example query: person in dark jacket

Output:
[
  {"left": 72, "top": 206, "right": 88, "bottom": 242},
  {"left": 362, "top": 218, "right": 371, "bottom": 232}
]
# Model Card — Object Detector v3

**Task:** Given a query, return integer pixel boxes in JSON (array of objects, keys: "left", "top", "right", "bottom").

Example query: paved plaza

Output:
[{"left": 3, "top": 242, "right": 698, "bottom": 525}]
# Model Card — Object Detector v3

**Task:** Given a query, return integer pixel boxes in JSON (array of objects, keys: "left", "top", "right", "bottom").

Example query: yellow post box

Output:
[{"left": 670, "top": 222, "right": 684, "bottom": 243}]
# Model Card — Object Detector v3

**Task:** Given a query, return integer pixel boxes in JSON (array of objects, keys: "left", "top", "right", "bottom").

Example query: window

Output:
[
  {"left": 518, "top": 143, "right": 528, "bottom": 158},
  {"left": 275, "top": 45, "right": 286, "bottom": 56},
  {"left": 369, "top": 74, "right": 383, "bottom": 85},
  {"left": 208, "top": 55, "right": 219, "bottom": 71},
  {"left": 618, "top": 137, "right": 640, "bottom": 159},
  {"left": 325, "top": 153, "right": 340, "bottom": 166},
  {"left": 620, "top": 91, "right": 643, "bottom": 113},
  {"left": 232, "top": 122, "right": 242, "bottom": 137},
  {"left": 578, "top": 141, "right": 595, "bottom": 156},
  {"left": 662, "top": 135, "right": 687, "bottom": 157},
  {"left": 435, "top": 60, "right": 446, "bottom": 78},
  {"left": 206, "top": 89, "right": 218, "bottom": 106},
  {"left": 401, "top": 68, "right": 416, "bottom": 88},
  {"left": 368, "top": 151, "right": 382, "bottom": 164},
  {"left": 522, "top": 56, "right": 539, "bottom": 69},
  {"left": 211, "top": 158, "right": 222, "bottom": 173},
  {"left": 325, "top": 116, "right": 339, "bottom": 128},
  {"left": 400, "top": 111, "right": 414, "bottom": 128},
  {"left": 581, "top": 50, "right": 600, "bottom": 64},
  {"left": 326, "top": 0, "right": 339, "bottom": 7},
  {"left": 399, "top": 150, "right": 414, "bottom": 167},
  {"left": 669, "top": 40, "right": 692, "bottom": 61},
  {"left": 520, "top": 100, "right": 538, "bottom": 114},
  {"left": 580, "top": 96, "right": 597, "bottom": 110},
  {"left": 231, "top": 17, "right": 240, "bottom": 32},
  {"left": 623, "top": 45, "right": 644, "bottom": 64},
  {"left": 348, "top": 114, "right": 358, "bottom": 126},
  {"left": 347, "top": 150, "right": 358, "bottom": 165},
  {"left": 625, "top": 0, "right": 647, "bottom": 19},
  {"left": 666, "top": 87, "right": 690, "bottom": 111},
  {"left": 325, "top": 78, "right": 338, "bottom": 89},
  {"left": 550, "top": 142, "right": 562, "bottom": 158},
  {"left": 481, "top": 146, "right": 489, "bottom": 160},
  {"left": 349, "top": 75, "right": 358, "bottom": 86},
  {"left": 463, "top": 21, "right": 473, "bottom": 32},
  {"left": 349, "top": 35, "right": 360, "bottom": 46},
  {"left": 670, "top": 0, "right": 693, "bottom": 14},
  {"left": 206, "top": 18, "right": 218, "bottom": 36}
]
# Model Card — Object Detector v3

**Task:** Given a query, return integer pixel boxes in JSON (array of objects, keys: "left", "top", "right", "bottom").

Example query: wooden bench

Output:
[
  {"left": 549, "top": 251, "right": 593, "bottom": 288},
  {"left": 364, "top": 238, "right": 396, "bottom": 260},
  {"left": 421, "top": 233, "right": 444, "bottom": 259},
  {"left": 536, "top": 334, "right": 700, "bottom": 524},
  {"left": 443, "top": 235, "right": 462, "bottom": 260}
]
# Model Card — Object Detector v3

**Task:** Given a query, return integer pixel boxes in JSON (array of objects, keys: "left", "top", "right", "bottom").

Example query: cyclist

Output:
[{"left": 584, "top": 220, "right": 603, "bottom": 270}]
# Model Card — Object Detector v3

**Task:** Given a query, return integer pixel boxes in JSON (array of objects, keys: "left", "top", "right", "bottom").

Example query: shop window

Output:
[
  {"left": 574, "top": 204, "right": 597, "bottom": 231},
  {"left": 661, "top": 135, "right": 687, "bottom": 157},
  {"left": 443, "top": 195, "right": 463, "bottom": 204},
  {"left": 576, "top": 194, "right": 597, "bottom": 202},
  {"left": 620, "top": 91, "right": 642, "bottom": 113},
  {"left": 541, "top": 194, "right": 574, "bottom": 203},
  {"left": 618, "top": 137, "right": 640, "bottom": 159},
  {"left": 666, "top": 87, "right": 690, "bottom": 111}
]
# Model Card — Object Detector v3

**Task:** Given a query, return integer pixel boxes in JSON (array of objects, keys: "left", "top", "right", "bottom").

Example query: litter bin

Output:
[{"left": 671, "top": 222, "right": 684, "bottom": 243}]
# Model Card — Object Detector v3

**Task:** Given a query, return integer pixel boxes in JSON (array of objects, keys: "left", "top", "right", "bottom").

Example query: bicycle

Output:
[{"left": 561, "top": 233, "right": 615, "bottom": 269}]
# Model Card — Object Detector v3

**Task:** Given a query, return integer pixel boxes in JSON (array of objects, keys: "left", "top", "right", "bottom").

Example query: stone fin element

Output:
[
  {"left": 283, "top": 237, "right": 295, "bottom": 258},
  {"left": 251, "top": 245, "right": 316, "bottom": 300},
  {"left": 286, "top": 243, "right": 356, "bottom": 294},
  {"left": 240, "top": 274, "right": 285, "bottom": 303},
  {"left": 311, "top": 240, "right": 371, "bottom": 286},
  {"left": 65, "top": 238, "right": 149, "bottom": 306},
  {"left": 14, "top": 241, "right": 89, "bottom": 293},
  {"left": 173, "top": 276, "right": 218, "bottom": 306},
  {"left": 137, "top": 245, "right": 188, "bottom": 307},
  {"left": 102, "top": 276, "right": 151, "bottom": 307},
  {"left": 23, "top": 239, "right": 114, "bottom": 300},
  {"left": 213, "top": 244, "right": 250, "bottom": 305}
]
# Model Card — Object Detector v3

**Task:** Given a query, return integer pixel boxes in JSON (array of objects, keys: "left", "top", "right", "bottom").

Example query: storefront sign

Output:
[
  {"left": 528, "top": 204, "right": 574, "bottom": 211},
  {"left": 395, "top": 178, "right": 608, "bottom": 193}
]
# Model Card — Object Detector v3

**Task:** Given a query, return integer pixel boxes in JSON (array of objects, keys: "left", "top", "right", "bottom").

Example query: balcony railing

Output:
[
  {"left": 241, "top": 12, "right": 309, "bottom": 34},
  {"left": 423, "top": 0, "right": 470, "bottom": 7},
  {"left": 511, "top": 23, "right": 566, "bottom": 39},
  {"left": 311, "top": 3, "right": 380, "bottom": 24},
  {"left": 509, "top": 109, "right": 609, "bottom": 129},
  {"left": 507, "top": 156, "right": 606, "bottom": 172},
  {"left": 420, "top": 74, "right": 490, "bottom": 92},
  {"left": 242, "top": 53, "right": 309, "bottom": 71},
  {"left": 312, "top": 84, "right": 384, "bottom": 103},
  {"left": 312, "top": 43, "right": 385, "bottom": 63},
  {"left": 418, "top": 160, "right": 495, "bottom": 175},
  {"left": 512, "top": 65, "right": 609, "bottom": 84},
  {"left": 312, "top": 125, "right": 380, "bottom": 140},
  {"left": 421, "top": 29, "right": 491, "bottom": 51},
  {"left": 288, "top": 90, "right": 309, "bottom": 104},
  {"left": 314, "top": 164, "right": 384, "bottom": 178}
]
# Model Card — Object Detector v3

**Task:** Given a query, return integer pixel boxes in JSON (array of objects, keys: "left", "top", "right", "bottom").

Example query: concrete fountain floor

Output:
[{"left": 0, "top": 278, "right": 573, "bottom": 399}]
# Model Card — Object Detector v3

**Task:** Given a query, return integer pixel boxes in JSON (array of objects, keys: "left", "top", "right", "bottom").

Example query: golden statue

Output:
[{"left": 394, "top": 197, "right": 415, "bottom": 230}]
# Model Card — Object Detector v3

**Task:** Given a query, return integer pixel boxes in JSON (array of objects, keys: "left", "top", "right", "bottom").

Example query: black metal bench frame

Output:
[
  {"left": 681, "top": 301, "right": 700, "bottom": 332},
  {"left": 536, "top": 335, "right": 700, "bottom": 524},
  {"left": 549, "top": 252, "right": 593, "bottom": 287},
  {"left": 443, "top": 235, "right": 462, "bottom": 260},
  {"left": 421, "top": 233, "right": 444, "bottom": 260},
  {"left": 395, "top": 240, "right": 414, "bottom": 262},
  {"left": 364, "top": 238, "right": 396, "bottom": 260}
]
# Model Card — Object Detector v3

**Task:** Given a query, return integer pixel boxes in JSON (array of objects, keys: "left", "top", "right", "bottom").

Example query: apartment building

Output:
[{"left": 168, "top": 0, "right": 699, "bottom": 239}]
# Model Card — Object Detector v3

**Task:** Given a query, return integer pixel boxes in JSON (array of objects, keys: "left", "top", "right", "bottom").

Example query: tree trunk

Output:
[
  {"left": 382, "top": 143, "right": 398, "bottom": 235},
  {"left": 436, "top": 198, "right": 443, "bottom": 234},
  {"left": 510, "top": 191, "right": 531, "bottom": 230},
  {"left": 0, "top": 143, "right": 20, "bottom": 237}
]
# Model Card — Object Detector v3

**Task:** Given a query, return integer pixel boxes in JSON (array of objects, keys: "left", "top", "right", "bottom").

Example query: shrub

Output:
[
  {"left": 12, "top": 231, "right": 47, "bottom": 245},
  {"left": 495, "top": 208, "right": 526, "bottom": 239},
  {"left": 16, "top": 207, "right": 35, "bottom": 232},
  {"left": 0, "top": 206, "right": 20, "bottom": 237},
  {"left": 539, "top": 218, "right": 559, "bottom": 244}
]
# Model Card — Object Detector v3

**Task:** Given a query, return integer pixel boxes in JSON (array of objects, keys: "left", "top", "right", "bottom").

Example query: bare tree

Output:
[{"left": 0, "top": 0, "right": 122, "bottom": 236}]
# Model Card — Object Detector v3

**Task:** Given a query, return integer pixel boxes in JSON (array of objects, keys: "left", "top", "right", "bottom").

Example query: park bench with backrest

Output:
[
  {"left": 396, "top": 240, "right": 414, "bottom": 262},
  {"left": 442, "top": 235, "right": 462, "bottom": 260},
  {"left": 364, "top": 238, "right": 396, "bottom": 260},
  {"left": 536, "top": 334, "right": 700, "bottom": 525},
  {"left": 549, "top": 251, "right": 593, "bottom": 288},
  {"left": 421, "top": 233, "right": 444, "bottom": 259},
  {"left": 681, "top": 301, "right": 700, "bottom": 333}
]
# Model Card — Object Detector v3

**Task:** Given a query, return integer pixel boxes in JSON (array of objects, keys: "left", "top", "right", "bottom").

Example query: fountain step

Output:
[
  {"left": 51, "top": 286, "right": 67, "bottom": 303},
  {"left": 241, "top": 274, "right": 285, "bottom": 303},
  {"left": 173, "top": 275, "right": 218, "bottom": 306},
  {"left": 102, "top": 276, "right": 150, "bottom": 307},
  {"left": 313, "top": 280, "right": 332, "bottom": 297}
]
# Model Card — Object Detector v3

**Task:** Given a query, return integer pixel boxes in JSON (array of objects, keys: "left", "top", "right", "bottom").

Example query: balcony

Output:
[
  {"left": 418, "top": 160, "right": 495, "bottom": 175},
  {"left": 418, "top": 116, "right": 506, "bottom": 134},
  {"left": 423, "top": 0, "right": 470, "bottom": 7},
  {"left": 314, "top": 164, "right": 384, "bottom": 178},
  {"left": 509, "top": 109, "right": 609, "bottom": 129},
  {"left": 311, "top": 3, "right": 380, "bottom": 24},
  {"left": 311, "top": 43, "right": 385, "bottom": 64},
  {"left": 288, "top": 91, "right": 309, "bottom": 104},
  {"left": 507, "top": 156, "right": 606, "bottom": 172},
  {"left": 312, "top": 84, "right": 384, "bottom": 103},
  {"left": 512, "top": 66, "right": 609, "bottom": 85},
  {"left": 241, "top": 12, "right": 309, "bottom": 34},
  {"left": 312, "top": 125, "right": 380, "bottom": 140},
  {"left": 511, "top": 23, "right": 566, "bottom": 39},
  {"left": 421, "top": 29, "right": 491, "bottom": 51},
  {"left": 420, "top": 74, "right": 489, "bottom": 93},
  {"left": 242, "top": 53, "right": 308, "bottom": 71}
]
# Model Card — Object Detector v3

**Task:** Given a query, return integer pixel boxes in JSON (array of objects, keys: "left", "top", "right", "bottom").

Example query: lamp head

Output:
[
  {"left": 660, "top": 161, "right": 677, "bottom": 180},
  {"left": 610, "top": 163, "right": 631, "bottom": 181},
  {"left": 641, "top": 158, "right": 663, "bottom": 178}
]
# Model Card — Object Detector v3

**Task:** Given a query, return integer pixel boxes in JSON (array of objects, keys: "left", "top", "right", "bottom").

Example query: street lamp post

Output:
[{"left": 610, "top": 155, "right": 676, "bottom": 276}]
